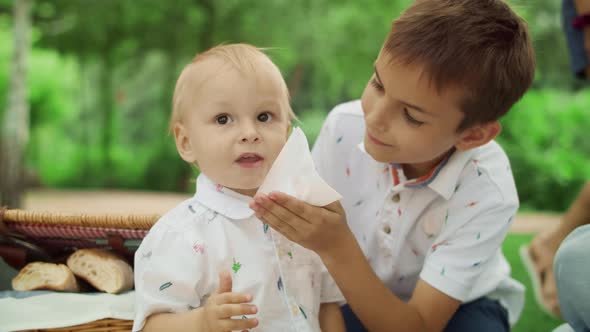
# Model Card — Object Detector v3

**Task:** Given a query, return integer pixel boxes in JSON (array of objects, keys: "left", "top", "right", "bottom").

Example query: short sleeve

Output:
[
  {"left": 132, "top": 223, "right": 207, "bottom": 331},
  {"left": 319, "top": 262, "right": 345, "bottom": 304},
  {"left": 311, "top": 110, "right": 338, "bottom": 187},
  {"left": 420, "top": 170, "right": 518, "bottom": 302}
]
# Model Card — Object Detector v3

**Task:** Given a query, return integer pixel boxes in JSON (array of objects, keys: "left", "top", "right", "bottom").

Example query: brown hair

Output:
[
  {"left": 170, "top": 43, "right": 295, "bottom": 132},
  {"left": 384, "top": 0, "right": 535, "bottom": 131}
]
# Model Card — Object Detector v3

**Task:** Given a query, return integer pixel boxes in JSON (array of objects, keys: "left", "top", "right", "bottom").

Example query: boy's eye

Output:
[
  {"left": 216, "top": 114, "right": 232, "bottom": 125},
  {"left": 404, "top": 108, "right": 425, "bottom": 127},
  {"left": 257, "top": 112, "right": 273, "bottom": 122},
  {"left": 370, "top": 76, "right": 384, "bottom": 92}
]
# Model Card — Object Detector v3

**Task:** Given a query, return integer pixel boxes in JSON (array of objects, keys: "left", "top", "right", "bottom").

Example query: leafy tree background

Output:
[{"left": 0, "top": 0, "right": 588, "bottom": 211}]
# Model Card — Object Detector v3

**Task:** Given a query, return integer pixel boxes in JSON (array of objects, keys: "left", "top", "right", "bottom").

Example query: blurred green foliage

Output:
[
  {"left": 0, "top": 0, "right": 588, "bottom": 211},
  {"left": 498, "top": 90, "right": 590, "bottom": 211}
]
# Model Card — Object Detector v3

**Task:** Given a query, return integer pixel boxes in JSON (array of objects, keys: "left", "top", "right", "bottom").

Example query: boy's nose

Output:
[{"left": 367, "top": 106, "right": 389, "bottom": 133}]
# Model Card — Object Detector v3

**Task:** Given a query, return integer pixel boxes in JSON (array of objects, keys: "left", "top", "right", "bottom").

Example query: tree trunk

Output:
[
  {"left": 0, "top": 0, "right": 32, "bottom": 208},
  {"left": 99, "top": 55, "right": 114, "bottom": 186},
  {"left": 79, "top": 56, "right": 91, "bottom": 182}
]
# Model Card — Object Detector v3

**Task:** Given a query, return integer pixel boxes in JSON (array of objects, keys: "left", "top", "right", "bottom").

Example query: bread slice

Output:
[
  {"left": 12, "top": 262, "right": 79, "bottom": 292},
  {"left": 67, "top": 249, "right": 134, "bottom": 294}
]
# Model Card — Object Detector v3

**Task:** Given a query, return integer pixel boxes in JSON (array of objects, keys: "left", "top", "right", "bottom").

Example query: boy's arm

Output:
[
  {"left": 253, "top": 183, "right": 515, "bottom": 332},
  {"left": 252, "top": 196, "right": 459, "bottom": 332},
  {"left": 319, "top": 303, "right": 346, "bottom": 332},
  {"left": 321, "top": 233, "right": 460, "bottom": 332}
]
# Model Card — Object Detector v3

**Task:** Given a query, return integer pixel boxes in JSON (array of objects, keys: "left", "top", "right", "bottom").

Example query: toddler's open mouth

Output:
[{"left": 235, "top": 153, "right": 264, "bottom": 168}]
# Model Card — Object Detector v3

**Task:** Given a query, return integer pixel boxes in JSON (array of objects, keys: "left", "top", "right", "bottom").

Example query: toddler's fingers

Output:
[
  {"left": 215, "top": 303, "right": 258, "bottom": 319},
  {"left": 219, "top": 317, "right": 259, "bottom": 331},
  {"left": 215, "top": 270, "right": 233, "bottom": 294},
  {"left": 215, "top": 292, "right": 253, "bottom": 305}
]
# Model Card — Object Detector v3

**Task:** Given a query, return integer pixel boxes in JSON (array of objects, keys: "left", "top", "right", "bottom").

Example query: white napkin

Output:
[
  {"left": 257, "top": 127, "right": 341, "bottom": 206},
  {"left": 0, "top": 290, "right": 135, "bottom": 331}
]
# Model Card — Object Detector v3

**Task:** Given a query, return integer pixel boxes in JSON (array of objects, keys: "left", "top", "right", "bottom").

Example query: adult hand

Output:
[{"left": 529, "top": 228, "right": 563, "bottom": 316}]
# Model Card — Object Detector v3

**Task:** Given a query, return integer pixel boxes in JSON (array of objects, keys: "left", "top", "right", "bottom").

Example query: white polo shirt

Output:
[
  {"left": 312, "top": 100, "right": 524, "bottom": 325},
  {"left": 132, "top": 175, "right": 343, "bottom": 332}
]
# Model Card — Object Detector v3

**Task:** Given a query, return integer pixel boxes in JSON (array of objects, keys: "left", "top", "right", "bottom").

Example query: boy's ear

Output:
[
  {"left": 173, "top": 123, "right": 197, "bottom": 163},
  {"left": 455, "top": 121, "right": 502, "bottom": 151}
]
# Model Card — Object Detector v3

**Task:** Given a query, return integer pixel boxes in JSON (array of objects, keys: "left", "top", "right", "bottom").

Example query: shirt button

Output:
[
  {"left": 383, "top": 225, "right": 392, "bottom": 234},
  {"left": 391, "top": 194, "right": 400, "bottom": 203}
]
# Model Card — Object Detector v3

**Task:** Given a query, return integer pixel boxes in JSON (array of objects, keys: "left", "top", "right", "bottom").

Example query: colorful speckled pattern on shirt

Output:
[
  {"left": 310, "top": 100, "right": 525, "bottom": 326},
  {"left": 132, "top": 175, "right": 343, "bottom": 332}
]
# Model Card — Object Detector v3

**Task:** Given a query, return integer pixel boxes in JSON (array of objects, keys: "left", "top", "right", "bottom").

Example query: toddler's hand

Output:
[{"left": 202, "top": 271, "right": 258, "bottom": 332}]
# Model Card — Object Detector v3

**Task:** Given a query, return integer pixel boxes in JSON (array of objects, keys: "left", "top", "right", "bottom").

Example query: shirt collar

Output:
[
  {"left": 390, "top": 149, "right": 455, "bottom": 188},
  {"left": 194, "top": 174, "right": 255, "bottom": 220},
  {"left": 358, "top": 141, "right": 474, "bottom": 200},
  {"left": 427, "top": 148, "right": 474, "bottom": 200}
]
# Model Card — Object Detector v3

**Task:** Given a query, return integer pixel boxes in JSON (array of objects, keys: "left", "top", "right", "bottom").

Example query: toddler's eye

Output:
[
  {"left": 257, "top": 112, "right": 273, "bottom": 122},
  {"left": 216, "top": 114, "right": 232, "bottom": 125}
]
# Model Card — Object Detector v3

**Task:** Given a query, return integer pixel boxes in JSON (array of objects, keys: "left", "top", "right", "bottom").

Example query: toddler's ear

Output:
[
  {"left": 286, "top": 123, "right": 292, "bottom": 139},
  {"left": 173, "top": 123, "right": 197, "bottom": 163},
  {"left": 455, "top": 121, "right": 502, "bottom": 151}
]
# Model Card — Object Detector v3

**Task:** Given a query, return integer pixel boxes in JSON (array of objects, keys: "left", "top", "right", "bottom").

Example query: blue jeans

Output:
[
  {"left": 554, "top": 225, "right": 590, "bottom": 332},
  {"left": 340, "top": 297, "right": 509, "bottom": 332},
  {"left": 562, "top": 0, "right": 588, "bottom": 78}
]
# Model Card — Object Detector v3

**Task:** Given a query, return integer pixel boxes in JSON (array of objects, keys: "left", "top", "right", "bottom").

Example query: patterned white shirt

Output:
[
  {"left": 312, "top": 100, "right": 524, "bottom": 325},
  {"left": 132, "top": 175, "right": 343, "bottom": 332}
]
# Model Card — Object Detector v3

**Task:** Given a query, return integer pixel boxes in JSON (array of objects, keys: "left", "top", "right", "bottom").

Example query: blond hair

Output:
[{"left": 169, "top": 43, "right": 295, "bottom": 132}]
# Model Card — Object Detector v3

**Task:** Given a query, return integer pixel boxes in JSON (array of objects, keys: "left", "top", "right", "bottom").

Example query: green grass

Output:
[{"left": 503, "top": 234, "right": 565, "bottom": 332}]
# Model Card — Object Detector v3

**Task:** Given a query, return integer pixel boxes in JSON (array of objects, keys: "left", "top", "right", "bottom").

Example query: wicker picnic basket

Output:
[{"left": 0, "top": 208, "right": 160, "bottom": 332}]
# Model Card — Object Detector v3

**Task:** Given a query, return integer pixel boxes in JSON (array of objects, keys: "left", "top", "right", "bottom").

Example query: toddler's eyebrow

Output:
[
  {"left": 215, "top": 100, "right": 233, "bottom": 108},
  {"left": 258, "top": 99, "right": 281, "bottom": 108}
]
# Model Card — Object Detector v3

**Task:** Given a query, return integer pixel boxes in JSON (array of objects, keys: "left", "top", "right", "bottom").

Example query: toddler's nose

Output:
[{"left": 240, "top": 123, "right": 261, "bottom": 143}]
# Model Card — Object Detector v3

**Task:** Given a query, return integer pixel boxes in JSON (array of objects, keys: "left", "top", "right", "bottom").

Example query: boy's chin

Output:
[{"left": 365, "top": 144, "right": 397, "bottom": 164}]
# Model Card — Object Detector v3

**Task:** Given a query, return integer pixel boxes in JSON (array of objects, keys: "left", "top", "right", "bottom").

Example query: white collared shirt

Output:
[
  {"left": 312, "top": 100, "right": 524, "bottom": 325},
  {"left": 132, "top": 175, "right": 343, "bottom": 332}
]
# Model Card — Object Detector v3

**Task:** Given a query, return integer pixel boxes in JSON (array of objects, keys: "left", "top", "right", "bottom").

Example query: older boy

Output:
[{"left": 251, "top": 1, "right": 535, "bottom": 331}]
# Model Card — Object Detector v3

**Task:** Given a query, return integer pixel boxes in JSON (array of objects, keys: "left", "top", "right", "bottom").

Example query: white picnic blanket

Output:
[{"left": 0, "top": 290, "right": 135, "bottom": 331}]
